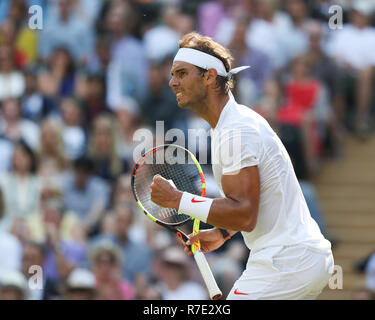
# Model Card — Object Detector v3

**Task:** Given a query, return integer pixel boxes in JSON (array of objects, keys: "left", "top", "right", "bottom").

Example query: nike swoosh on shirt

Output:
[
  {"left": 234, "top": 289, "right": 248, "bottom": 295},
  {"left": 191, "top": 198, "right": 206, "bottom": 203}
]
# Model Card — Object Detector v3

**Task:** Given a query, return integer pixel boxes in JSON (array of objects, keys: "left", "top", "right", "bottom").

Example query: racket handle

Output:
[{"left": 193, "top": 250, "right": 222, "bottom": 300}]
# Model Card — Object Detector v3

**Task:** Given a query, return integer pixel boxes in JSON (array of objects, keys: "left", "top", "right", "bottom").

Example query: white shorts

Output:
[{"left": 227, "top": 245, "right": 334, "bottom": 300}]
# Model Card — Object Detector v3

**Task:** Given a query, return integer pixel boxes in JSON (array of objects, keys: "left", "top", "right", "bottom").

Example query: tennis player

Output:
[{"left": 150, "top": 32, "right": 334, "bottom": 300}]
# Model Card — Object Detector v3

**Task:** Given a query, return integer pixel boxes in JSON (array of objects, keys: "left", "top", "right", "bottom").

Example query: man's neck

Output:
[{"left": 195, "top": 93, "right": 230, "bottom": 128}]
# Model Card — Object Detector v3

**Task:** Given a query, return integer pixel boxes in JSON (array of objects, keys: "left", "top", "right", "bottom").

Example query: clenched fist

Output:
[{"left": 150, "top": 175, "right": 183, "bottom": 209}]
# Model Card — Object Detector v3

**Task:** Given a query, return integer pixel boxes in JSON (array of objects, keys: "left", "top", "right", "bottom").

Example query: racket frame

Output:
[{"left": 131, "top": 144, "right": 222, "bottom": 300}]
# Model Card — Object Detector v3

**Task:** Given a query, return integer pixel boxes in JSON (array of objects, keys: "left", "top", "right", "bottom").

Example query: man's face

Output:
[{"left": 169, "top": 61, "right": 207, "bottom": 110}]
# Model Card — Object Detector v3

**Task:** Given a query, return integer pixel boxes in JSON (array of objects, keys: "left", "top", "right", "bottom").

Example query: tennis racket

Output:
[{"left": 131, "top": 144, "right": 222, "bottom": 300}]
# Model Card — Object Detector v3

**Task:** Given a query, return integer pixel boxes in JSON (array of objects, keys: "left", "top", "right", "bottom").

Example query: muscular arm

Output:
[
  {"left": 151, "top": 166, "right": 260, "bottom": 233},
  {"left": 207, "top": 166, "right": 260, "bottom": 232}
]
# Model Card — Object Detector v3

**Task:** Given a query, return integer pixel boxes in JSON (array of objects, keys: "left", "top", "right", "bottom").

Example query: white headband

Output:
[{"left": 173, "top": 48, "right": 250, "bottom": 79}]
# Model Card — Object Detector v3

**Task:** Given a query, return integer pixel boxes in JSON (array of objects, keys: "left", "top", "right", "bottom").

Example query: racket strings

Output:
[{"left": 133, "top": 146, "right": 202, "bottom": 224}]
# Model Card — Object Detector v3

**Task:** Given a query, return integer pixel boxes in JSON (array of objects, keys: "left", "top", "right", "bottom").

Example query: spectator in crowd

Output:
[
  {"left": 21, "top": 241, "right": 60, "bottom": 300},
  {"left": 59, "top": 97, "right": 86, "bottom": 161},
  {"left": 40, "top": 0, "right": 94, "bottom": 64},
  {"left": 114, "top": 97, "right": 152, "bottom": 170},
  {"left": 154, "top": 246, "right": 207, "bottom": 300},
  {"left": 326, "top": 0, "right": 375, "bottom": 137},
  {"left": 0, "top": 45, "right": 25, "bottom": 101},
  {"left": 239, "top": 0, "right": 309, "bottom": 72},
  {"left": 38, "top": 47, "right": 78, "bottom": 100},
  {"left": 110, "top": 174, "right": 153, "bottom": 245},
  {"left": 1, "top": 0, "right": 39, "bottom": 66},
  {"left": 21, "top": 68, "right": 56, "bottom": 123},
  {"left": 0, "top": 19, "right": 27, "bottom": 69},
  {"left": 90, "top": 239, "right": 135, "bottom": 300},
  {"left": 92, "top": 203, "right": 153, "bottom": 284},
  {"left": 63, "top": 157, "right": 110, "bottom": 236},
  {"left": 25, "top": 185, "right": 82, "bottom": 242},
  {"left": 104, "top": 1, "right": 148, "bottom": 109},
  {"left": 143, "top": 4, "right": 195, "bottom": 63},
  {"left": 62, "top": 268, "right": 97, "bottom": 300},
  {"left": 0, "top": 270, "right": 28, "bottom": 300},
  {"left": 96, "top": 211, "right": 116, "bottom": 238},
  {"left": 0, "top": 141, "right": 40, "bottom": 232},
  {"left": 277, "top": 54, "right": 331, "bottom": 177},
  {"left": 80, "top": 73, "right": 111, "bottom": 123},
  {"left": 112, "top": 174, "right": 133, "bottom": 204},
  {"left": 245, "top": 0, "right": 293, "bottom": 70},
  {"left": 305, "top": 20, "right": 346, "bottom": 155},
  {"left": 0, "top": 187, "right": 23, "bottom": 269},
  {"left": 86, "top": 35, "right": 111, "bottom": 74},
  {"left": 143, "top": 5, "right": 180, "bottom": 64},
  {"left": 0, "top": 97, "right": 40, "bottom": 151},
  {"left": 27, "top": 185, "right": 87, "bottom": 286},
  {"left": 37, "top": 118, "right": 67, "bottom": 188},
  {"left": 225, "top": 13, "right": 274, "bottom": 106},
  {"left": 198, "top": 0, "right": 238, "bottom": 38},
  {"left": 88, "top": 113, "right": 126, "bottom": 183},
  {"left": 255, "top": 78, "right": 282, "bottom": 129},
  {"left": 280, "top": 0, "right": 311, "bottom": 62}
]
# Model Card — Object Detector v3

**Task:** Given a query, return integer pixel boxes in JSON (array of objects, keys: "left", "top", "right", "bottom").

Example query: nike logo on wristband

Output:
[
  {"left": 234, "top": 289, "right": 248, "bottom": 295},
  {"left": 191, "top": 198, "right": 206, "bottom": 203}
]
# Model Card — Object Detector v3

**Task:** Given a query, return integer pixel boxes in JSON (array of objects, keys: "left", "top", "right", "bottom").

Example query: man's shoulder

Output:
[{"left": 219, "top": 102, "right": 266, "bottom": 131}]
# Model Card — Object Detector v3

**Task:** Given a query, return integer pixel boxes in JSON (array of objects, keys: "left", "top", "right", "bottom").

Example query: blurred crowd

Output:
[{"left": 0, "top": 0, "right": 375, "bottom": 300}]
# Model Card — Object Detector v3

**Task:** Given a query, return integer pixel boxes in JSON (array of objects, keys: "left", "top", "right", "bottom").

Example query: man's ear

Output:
[{"left": 203, "top": 68, "right": 218, "bottom": 87}]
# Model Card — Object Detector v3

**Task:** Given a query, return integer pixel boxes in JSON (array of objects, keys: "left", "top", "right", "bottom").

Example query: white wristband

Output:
[{"left": 178, "top": 192, "right": 213, "bottom": 223}]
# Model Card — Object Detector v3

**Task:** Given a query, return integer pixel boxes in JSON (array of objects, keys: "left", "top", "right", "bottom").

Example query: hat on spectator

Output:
[
  {"left": 352, "top": 0, "right": 375, "bottom": 15},
  {"left": 66, "top": 268, "right": 96, "bottom": 290},
  {"left": 0, "top": 270, "right": 29, "bottom": 299},
  {"left": 89, "top": 239, "right": 124, "bottom": 267},
  {"left": 114, "top": 96, "right": 140, "bottom": 117},
  {"left": 143, "top": 25, "right": 180, "bottom": 63}
]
